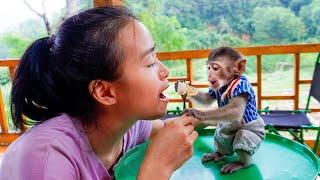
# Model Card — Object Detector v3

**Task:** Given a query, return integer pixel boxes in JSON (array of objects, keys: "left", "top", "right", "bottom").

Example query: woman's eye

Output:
[{"left": 147, "top": 62, "right": 156, "bottom": 67}]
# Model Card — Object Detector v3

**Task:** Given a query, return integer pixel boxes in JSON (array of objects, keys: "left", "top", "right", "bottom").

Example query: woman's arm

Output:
[
  {"left": 137, "top": 115, "right": 198, "bottom": 180},
  {"left": 150, "top": 119, "right": 164, "bottom": 139}
]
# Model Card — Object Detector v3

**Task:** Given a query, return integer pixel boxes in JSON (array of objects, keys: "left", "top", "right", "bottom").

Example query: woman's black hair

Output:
[{"left": 11, "top": 6, "right": 136, "bottom": 129}]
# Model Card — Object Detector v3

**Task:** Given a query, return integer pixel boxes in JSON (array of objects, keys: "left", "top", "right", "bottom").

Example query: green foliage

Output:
[
  {"left": 124, "top": 0, "right": 318, "bottom": 76},
  {"left": 0, "top": 32, "right": 32, "bottom": 59},
  {"left": 252, "top": 7, "right": 306, "bottom": 44},
  {"left": 17, "top": 20, "right": 47, "bottom": 40},
  {"left": 139, "top": 12, "right": 188, "bottom": 51},
  {"left": 288, "top": 0, "right": 312, "bottom": 14},
  {"left": 132, "top": 0, "right": 188, "bottom": 52},
  {"left": 299, "top": 0, "right": 320, "bottom": 37},
  {"left": 0, "top": 0, "right": 319, "bottom": 77}
]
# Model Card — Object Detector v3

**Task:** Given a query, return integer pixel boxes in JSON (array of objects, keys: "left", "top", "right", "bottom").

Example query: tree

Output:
[
  {"left": 133, "top": 0, "right": 189, "bottom": 51},
  {"left": 288, "top": 0, "right": 312, "bottom": 14},
  {"left": 24, "top": 0, "right": 83, "bottom": 36},
  {"left": 0, "top": 32, "right": 32, "bottom": 59},
  {"left": 299, "top": 0, "right": 320, "bottom": 39},
  {"left": 24, "top": 0, "right": 52, "bottom": 35},
  {"left": 252, "top": 7, "right": 306, "bottom": 44}
]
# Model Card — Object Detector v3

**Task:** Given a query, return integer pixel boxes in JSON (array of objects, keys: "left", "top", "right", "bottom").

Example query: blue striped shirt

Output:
[{"left": 208, "top": 76, "right": 259, "bottom": 123}]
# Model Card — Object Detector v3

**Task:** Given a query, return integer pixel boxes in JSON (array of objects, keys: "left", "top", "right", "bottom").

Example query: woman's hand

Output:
[{"left": 137, "top": 114, "right": 198, "bottom": 180}]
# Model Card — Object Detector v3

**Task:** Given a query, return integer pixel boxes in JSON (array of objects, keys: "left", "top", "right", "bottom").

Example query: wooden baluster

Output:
[
  {"left": 0, "top": 89, "right": 8, "bottom": 134},
  {"left": 9, "top": 66, "right": 15, "bottom": 81},
  {"left": 186, "top": 58, "right": 193, "bottom": 108},
  {"left": 294, "top": 53, "right": 300, "bottom": 110},
  {"left": 256, "top": 55, "right": 262, "bottom": 110}
]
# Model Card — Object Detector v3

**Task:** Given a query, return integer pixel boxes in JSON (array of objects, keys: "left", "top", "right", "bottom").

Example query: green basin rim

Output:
[{"left": 115, "top": 132, "right": 319, "bottom": 179}]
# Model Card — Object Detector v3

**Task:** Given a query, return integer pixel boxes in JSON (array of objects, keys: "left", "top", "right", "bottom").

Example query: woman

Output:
[{"left": 0, "top": 6, "right": 198, "bottom": 179}]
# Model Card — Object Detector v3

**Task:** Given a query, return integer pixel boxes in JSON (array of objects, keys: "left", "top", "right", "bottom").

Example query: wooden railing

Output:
[
  {"left": 157, "top": 44, "right": 320, "bottom": 111},
  {"left": 0, "top": 43, "right": 319, "bottom": 144}
]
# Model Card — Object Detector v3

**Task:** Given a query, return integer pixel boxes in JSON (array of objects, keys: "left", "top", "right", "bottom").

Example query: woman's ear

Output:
[
  {"left": 88, "top": 80, "right": 117, "bottom": 106},
  {"left": 234, "top": 59, "right": 247, "bottom": 76}
]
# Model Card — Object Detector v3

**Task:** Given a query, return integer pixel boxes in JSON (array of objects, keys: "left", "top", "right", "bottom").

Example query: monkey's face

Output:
[{"left": 207, "top": 57, "right": 235, "bottom": 91}]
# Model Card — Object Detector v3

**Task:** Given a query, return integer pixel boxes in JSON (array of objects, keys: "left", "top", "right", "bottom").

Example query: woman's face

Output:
[{"left": 115, "top": 20, "right": 170, "bottom": 120}]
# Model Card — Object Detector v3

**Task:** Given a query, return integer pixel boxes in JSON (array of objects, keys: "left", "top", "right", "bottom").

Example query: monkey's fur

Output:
[{"left": 178, "top": 47, "right": 265, "bottom": 174}]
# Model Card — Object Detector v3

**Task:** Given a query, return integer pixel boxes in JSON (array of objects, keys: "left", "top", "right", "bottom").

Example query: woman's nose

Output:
[{"left": 159, "top": 61, "right": 169, "bottom": 80}]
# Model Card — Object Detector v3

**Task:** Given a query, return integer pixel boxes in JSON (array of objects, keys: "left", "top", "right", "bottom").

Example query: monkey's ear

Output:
[{"left": 235, "top": 59, "right": 247, "bottom": 76}]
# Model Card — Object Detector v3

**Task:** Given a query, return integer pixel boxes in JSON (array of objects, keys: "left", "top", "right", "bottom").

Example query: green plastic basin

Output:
[{"left": 115, "top": 130, "right": 319, "bottom": 180}]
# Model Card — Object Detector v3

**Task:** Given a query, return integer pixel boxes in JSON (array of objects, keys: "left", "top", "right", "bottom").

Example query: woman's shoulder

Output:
[
  {"left": 123, "top": 120, "right": 152, "bottom": 152},
  {"left": 0, "top": 114, "right": 88, "bottom": 178},
  {"left": 4, "top": 113, "right": 86, "bottom": 162},
  {"left": 22, "top": 114, "right": 83, "bottom": 143}
]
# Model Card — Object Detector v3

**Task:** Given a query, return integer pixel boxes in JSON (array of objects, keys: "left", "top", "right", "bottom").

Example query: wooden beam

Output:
[
  {"left": 0, "top": 60, "right": 19, "bottom": 67},
  {"left": 157, "top": 50, "right": 210, "bottom": 60},
  {"left": 167, "top": 77, "right": 188, "bottom": 81},
  {"left": 299, "top": 80, "right": 312, "bottom": 84},
  {"left": 157, "top": 44, "right": 320, "bottom": 60},
  {"left": 0, "top": 134, "right": 20, "bottom": 145},
  {"left": 93, "top": 0, "right": 122, "bottom": 7},
  {"left": 260, "top": 96, "right": 295, "bottom": 100},
  {"left": 236, "top": 44, "right": 320, "bottom": 55},
  {"left": 294, "top": 53, "right": 300, "bottom": 110}
]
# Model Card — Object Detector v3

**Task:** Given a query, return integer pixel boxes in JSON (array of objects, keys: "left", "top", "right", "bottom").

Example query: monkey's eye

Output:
[
  {"left": 213, "top": 67, "right": 219, "bottom": 71},
  {"left": 207, "top": 66, "right": 211, "bottom": 71}
]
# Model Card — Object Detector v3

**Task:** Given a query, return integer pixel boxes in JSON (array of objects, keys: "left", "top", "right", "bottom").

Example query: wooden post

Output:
[
  {"left": 257, "top": 55, "right": 262, "bottom": 110},
  {"left": 186, "top": 58, "right": 193, "bottom": 108},
  {"left": 0, "top": 89, "right": 8, "bottom": 134},
  {"left": 9, "top": 67, "right": 15, "bottom": 81},
  {"left": 294, "top": 53, "right": 300, "bottom": 110},
  {"left": 186, "top": 59, "right": 193, "bottom": 84},
  {"left": 93, "top": 0, "right": 122, "bottom": 7}
]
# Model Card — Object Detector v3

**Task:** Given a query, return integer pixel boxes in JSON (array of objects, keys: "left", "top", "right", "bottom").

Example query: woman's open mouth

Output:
[
  {"left": 159, "top": 84, "right": 170, "bottom": 103},
  {"left": 159, "top": 92, "right": 169, "bottom": 103},
  {"left": 159, "top": 93, "right": 167, "bottom": 100}
]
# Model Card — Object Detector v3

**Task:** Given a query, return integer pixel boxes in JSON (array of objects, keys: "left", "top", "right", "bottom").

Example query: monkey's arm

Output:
[
  {"left": 189, "top": 91, "right": 215, "bottom": 105},
  {"left": 184, "top": 94, "right": 247, "bottom": 125},
  {"left": 175, "top": 81, "right": 215, "bottom": 105}
]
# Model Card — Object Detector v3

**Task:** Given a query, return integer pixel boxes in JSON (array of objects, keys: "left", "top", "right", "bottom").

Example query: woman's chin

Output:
[{"left": 141, "top": 109, "right": 167, "bottom": 120}]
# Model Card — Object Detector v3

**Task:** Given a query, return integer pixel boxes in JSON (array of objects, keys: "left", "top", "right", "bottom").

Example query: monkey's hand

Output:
[
  {"left": 175, "top": 81, "right": 198, "bottom": 97},
  {"left": 182, "top": 108, "right": 212, "bottom": 121}
]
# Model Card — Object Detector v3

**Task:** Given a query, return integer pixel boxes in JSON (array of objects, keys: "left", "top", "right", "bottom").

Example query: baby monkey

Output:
[{"left": 176, "top": 47, "right": 265, "bottom": 174}]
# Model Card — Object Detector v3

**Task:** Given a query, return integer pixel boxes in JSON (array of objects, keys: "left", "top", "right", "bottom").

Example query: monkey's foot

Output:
[
  {"left": 220, "top": 161, "right": 246, "bottom": 174},
  {"left": 202, "top": 152, "right": 222, "bottom": 163}
]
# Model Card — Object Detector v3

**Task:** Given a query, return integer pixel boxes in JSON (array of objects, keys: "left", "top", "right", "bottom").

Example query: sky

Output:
[{"left": 0, "top": 0, "right": 66, "bottom": 32}]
